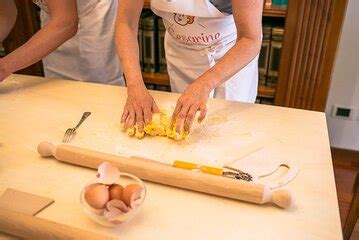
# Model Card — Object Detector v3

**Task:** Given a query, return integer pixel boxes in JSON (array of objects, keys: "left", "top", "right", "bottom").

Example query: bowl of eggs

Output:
[{"left": 80, "top": 162, "right": 146, "bottom": 227}]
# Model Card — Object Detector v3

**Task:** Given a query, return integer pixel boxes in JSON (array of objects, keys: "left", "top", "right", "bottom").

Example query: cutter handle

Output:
[{"left": 173, "top": 160, "right": 223, "bottom": 176}]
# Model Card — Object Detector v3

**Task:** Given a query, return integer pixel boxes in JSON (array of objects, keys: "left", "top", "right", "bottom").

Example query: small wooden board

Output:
[{"left": 0, "top": 188, "right": 54, "bottom": 216}]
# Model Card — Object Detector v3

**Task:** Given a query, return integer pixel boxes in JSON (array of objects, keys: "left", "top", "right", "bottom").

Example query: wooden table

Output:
[{"left": 0, "top": 74, "right": 342, "bottom": 239}]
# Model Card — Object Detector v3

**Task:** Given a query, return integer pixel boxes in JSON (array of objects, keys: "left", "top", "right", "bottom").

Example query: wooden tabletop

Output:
[{"left": 0, "top": 74, "right": 342, "bottom": 239}]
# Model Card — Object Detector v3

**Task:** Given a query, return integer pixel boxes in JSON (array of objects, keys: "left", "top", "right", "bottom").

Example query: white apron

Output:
[
  {"left": 151, "top": 0, "right": 258, "bottom": 102},
  {"left": 33, "top": 0, "right": 124, "bottom": 85}
]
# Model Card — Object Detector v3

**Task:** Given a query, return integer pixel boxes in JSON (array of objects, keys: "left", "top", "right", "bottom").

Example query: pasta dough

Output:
[{"left": 126, "top": 112, "right": 188, "bottom": 140}]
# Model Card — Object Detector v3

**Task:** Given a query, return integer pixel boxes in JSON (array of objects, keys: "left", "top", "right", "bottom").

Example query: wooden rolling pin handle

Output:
[
  {"left": 0, "top": 208, "right": 117, "bottom": 240},
  {"left": 38, "top": 142, "right": 294, "bottom": 209},
  {"left": 37, "top": 141, "right": 56, "bottom": 157},
  {"left": 263, "top": 189, "right": 295, "bottom": 209}
]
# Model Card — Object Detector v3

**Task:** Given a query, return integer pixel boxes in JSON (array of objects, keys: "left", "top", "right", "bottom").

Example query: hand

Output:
[
  {"left": 171, "top": 80, "right": 212, "bottom": 133},
  {"left": 0, "top": 59, "right": 11, "bottom": 82},
  {"left": 121, "top": 84, "right": 159, "bottom": 131}
]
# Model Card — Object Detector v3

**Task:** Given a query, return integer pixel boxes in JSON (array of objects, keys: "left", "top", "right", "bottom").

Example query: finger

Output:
[
  {"left": 121, "top": 108, "right": 129, "bottom": 123},
  {"left": 152, "top": 101, "right": 160, "bottom": 113},
  {"left": 121, "top": 108, "right": 129, "bottom": 129},
  {"left": 198, "top": 104, "right": 207, "bottom": 123},
  {"left": 143, "top": 108, "right": 152, "bottom": 125},
  {"left": 135, "top": 108, "right": 144, "bottom": 132},
  {"left": 176, "top": 104, "right": 190, "bottom": 133},
  {"left": 126, "top": 110, "right": 135, "bottom": 129},
  {"left": 184, "top": 104, "right": 199, "bottom": 132},
  {"left": 171, "top": 100, "right": 183, "bottom": 126}
]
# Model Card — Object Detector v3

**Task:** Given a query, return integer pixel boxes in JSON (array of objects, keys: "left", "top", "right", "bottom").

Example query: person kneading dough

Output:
[
  {"left": 0, "top": 0, "right": 123, "bottom": 85},
  {"left": 116, "top": 0, "right": 262, "bottom": 135}
]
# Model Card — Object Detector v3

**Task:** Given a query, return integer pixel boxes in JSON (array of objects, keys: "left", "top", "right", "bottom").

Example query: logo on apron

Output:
[{"left": 173, "top": 13, "right": 195, "bottom": 26}]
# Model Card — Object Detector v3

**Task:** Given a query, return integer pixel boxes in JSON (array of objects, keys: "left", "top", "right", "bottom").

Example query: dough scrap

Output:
[{"left": 126, "top": 112, "right": 188, "bottom": 140}]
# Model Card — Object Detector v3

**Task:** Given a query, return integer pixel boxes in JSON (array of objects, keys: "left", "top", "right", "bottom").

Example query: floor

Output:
[{"left": 332, "top": 148, "right": 359, "bottom": 240}]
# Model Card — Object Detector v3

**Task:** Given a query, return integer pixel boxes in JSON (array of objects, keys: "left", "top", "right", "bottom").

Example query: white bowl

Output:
[{"left": 80, "top": 173, "right": 146, "bottom": 227}]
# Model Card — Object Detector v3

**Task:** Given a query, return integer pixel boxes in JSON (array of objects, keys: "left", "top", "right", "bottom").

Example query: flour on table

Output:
[{"left": 70, "top": 105, "right": 268, "bottom": 168}]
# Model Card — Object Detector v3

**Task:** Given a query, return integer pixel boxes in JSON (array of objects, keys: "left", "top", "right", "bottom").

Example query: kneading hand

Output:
[
  {"left": 121, "top": 85, "right": 159, "bottom": 132},
  {"left": 171, "top": 80, "right": 211, "bottom": 133}
]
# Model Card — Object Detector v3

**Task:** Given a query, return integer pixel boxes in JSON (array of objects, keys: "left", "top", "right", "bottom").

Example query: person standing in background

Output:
[
  {"left": 0, "top": 0, "right": 124, "bottom": 85},
  {"left": 116, "top": 0, "right": 262, "bottom": 134}
]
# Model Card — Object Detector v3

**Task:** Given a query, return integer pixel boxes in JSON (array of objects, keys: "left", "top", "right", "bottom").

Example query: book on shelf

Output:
[
  {"left": 142, "top": 13, "right": 158, "bottom": 73},
  {"left": 258, "top": 24, "right": 272, "bottom": 85},
  {"left": 267, "top": 26, "right": 284, "bottom": 88},
  {"left": 154, "top": 85, "right": 170, "bottom": 92},
  {"left": 256, "top": 97, "right": 275, "bottom": 105},
  {"left": 145, "top": 83, "right": 155, "bottom": 90},
  {"left": 260, "top": 97, "right": 275, "bottom": 105},
  {"left": 265, "top": 0, "right": 288, "bottom": 7},
  {"left": 145, "top": 83, "right": 171, "bottom": 92},
  {"left": 258, "top": 74, "right": 267, "bottom": 86},
  {"left": 157, "top": 18, "right": 167, "bottom": 74},
  {"left": 258, "top": 23, "right": 284, "bottom": 90}
]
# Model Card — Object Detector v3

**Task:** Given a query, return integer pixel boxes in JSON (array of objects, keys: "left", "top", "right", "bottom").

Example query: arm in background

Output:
[
  {"left": 0, "top": 0, "right": 78, "bottom": 81},
  {"left": 0, "top": 0, "right": 17, "bottom": 43}
]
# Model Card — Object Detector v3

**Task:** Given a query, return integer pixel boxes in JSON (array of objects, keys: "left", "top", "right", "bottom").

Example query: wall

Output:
[{"left": 325, "top": 0, "right": 359, "bottom": 151}]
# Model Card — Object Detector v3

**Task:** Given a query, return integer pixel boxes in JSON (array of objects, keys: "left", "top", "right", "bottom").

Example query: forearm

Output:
[
  {"left": 0, "top": 19, "right": 77, "bottom": 74},
  {"left": 0, "top": 0, "right": 17, "bottom": 42},
  {"left": 115, "top": 22, "right": 144, "bottom": 90},
  {"left": 197, "top": 37, "right": 261, "bottom": 92},
  {"left": 196, "top": 0, "right": 262, "bottom": 92}
]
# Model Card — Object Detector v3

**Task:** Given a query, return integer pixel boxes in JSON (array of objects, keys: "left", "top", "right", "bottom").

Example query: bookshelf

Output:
[
  {"left": 262, "top": 4, "right": 287, "bottom": 18},
  {"left": 143, "top": 1, "right": 287, "bottom": 18}
]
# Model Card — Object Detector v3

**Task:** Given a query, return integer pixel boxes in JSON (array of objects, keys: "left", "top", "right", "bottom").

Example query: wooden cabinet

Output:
[{"left": 276, "top": 0, "right": 348, "bottom": 111}]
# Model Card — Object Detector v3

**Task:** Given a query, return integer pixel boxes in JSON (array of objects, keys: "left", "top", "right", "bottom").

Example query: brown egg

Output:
[
  {"left": 122, "top": 184, "right": 143, "bottom": 208},
  {"left": 109, "top": 184, "right": 124, "bottom": 201},
  {"left": 84, "top": 183, "right": 109, "bottom": 209}
]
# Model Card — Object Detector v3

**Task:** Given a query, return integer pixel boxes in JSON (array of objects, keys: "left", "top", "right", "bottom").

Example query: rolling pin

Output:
[
  {"left": 38, "top": 142, "right": 295, "bottom": 208},
  {"left": 0, "top": 208, "right": 117, "bottom": 240}
]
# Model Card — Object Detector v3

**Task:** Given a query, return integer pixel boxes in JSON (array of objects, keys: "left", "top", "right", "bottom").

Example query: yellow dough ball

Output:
[
  {"left": 126, "top": 127, "right": 135, "bottom": 136},
  {"left": 134, "top": 125, "right": 145, "bottom": 139},
  {"left": 126, "top": 112, "right": 188, "bottom": 140}
]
